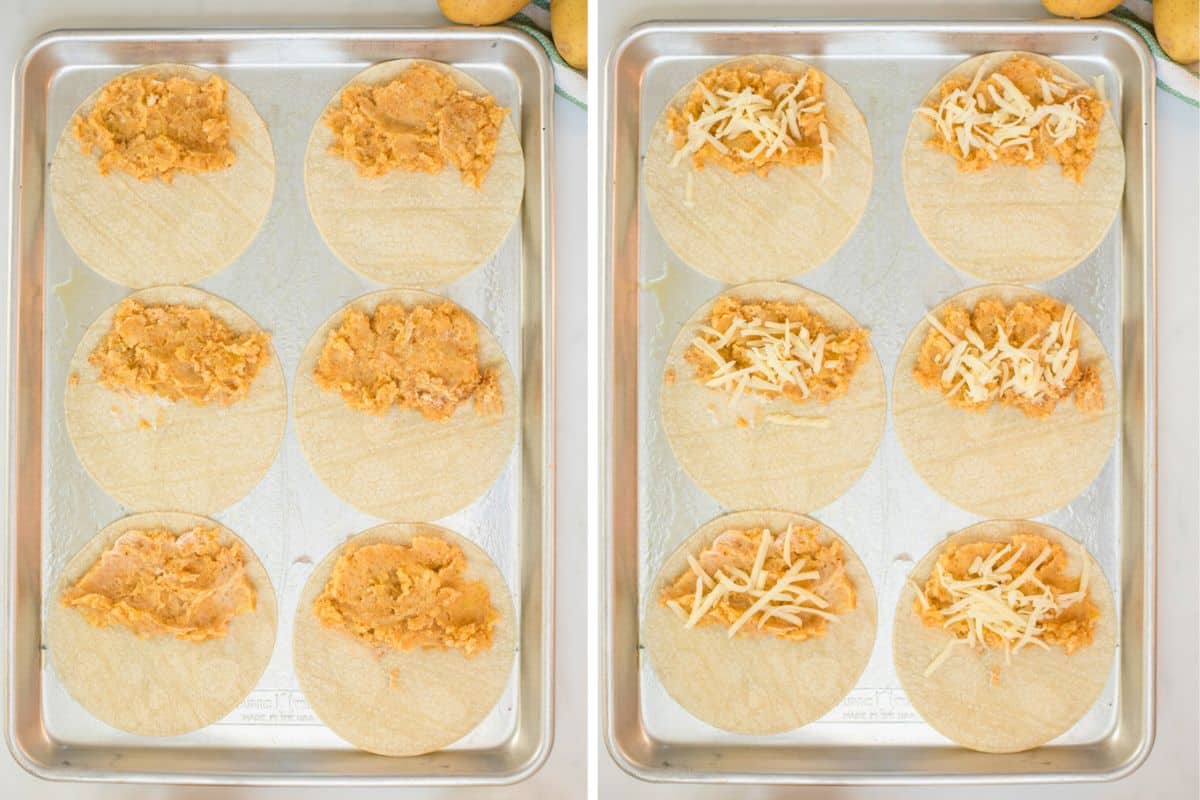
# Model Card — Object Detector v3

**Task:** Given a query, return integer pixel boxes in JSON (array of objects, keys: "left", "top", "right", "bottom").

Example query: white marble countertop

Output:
[
  {"left": 0, "top": 1, "right": 586, "bottom": 798},
  {"left": 596, "top": 1, "right": 1199, "bottom": 798}
]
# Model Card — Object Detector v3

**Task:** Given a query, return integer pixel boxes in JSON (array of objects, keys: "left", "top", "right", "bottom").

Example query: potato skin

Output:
[
  {"left": 1040, "top": 0, "right": 1122, "bottom": 18},
  {"left": 551, "top": 0, "right": 588, "bottom": 70},
  {"left": 438, "top": 0, "right": 527, "bottom": 26},
  {"left": 1155, "top": 0, "right": 1200, "bottom": 64}
]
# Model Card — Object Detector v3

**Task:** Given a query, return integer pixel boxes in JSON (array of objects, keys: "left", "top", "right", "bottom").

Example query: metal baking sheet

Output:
[
  {"left": 7, "top": 26, "right": 554, "bottom": 785},
  {"left": 601, "top": 20, "right": 1154, "bottom": 783}
]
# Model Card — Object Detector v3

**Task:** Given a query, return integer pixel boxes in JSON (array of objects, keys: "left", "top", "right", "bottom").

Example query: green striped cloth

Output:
[
  {"left": 505, "top": 1, "right": 587, "bottom": 109},
  {"left": 1107, "top": 0, "right": 1199, "bottom": 106}
]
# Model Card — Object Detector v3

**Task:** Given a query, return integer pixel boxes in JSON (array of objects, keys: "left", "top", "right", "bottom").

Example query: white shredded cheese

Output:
[
  {"left": 764, "top": 413, "right": 831, "bottom": 428},
  {"left": 924, "top": 638, "right": 963, "bottom": 677},
  {"left": 926, "top": 304, "right": 1081, "bottom": 407},
  {"left": 675, "top": 528, "right": 841, "bottom": 639},
  {"left": 919, "top": 539, "right": 1092, "bottom": 677},
  {"left": 818, "top": 121, "right": 834, "bottom": 181},
  {"left": 693, "top": 314, "right": 846, "bottom": 406},
  {"left": 917, "top": 61, "right": 1096, "bottom": 164},
  {"left": 670, "top": 68, "right": 831, "bottom": 179}
]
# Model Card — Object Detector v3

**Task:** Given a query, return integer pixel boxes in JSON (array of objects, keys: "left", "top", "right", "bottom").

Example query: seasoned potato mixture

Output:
[
  {"left": 915, "top": 296, "right": 1103, "bottom": 418},
  {"left": 918, "top": 56, "right": 1104, "bottom": 182},
  {"left": 661, "top": 524, "right": 855, "bottom": 642},
  {"left": 313, "top": 536, "right": 498, "bottom": 657},
  {"left": 313, "top": 301, "right": 502, "bottom": 422},
  {"left": 88, "top": 299, "right": 271, "bottom": 407},
  {"left": 323, "top": 63, "right": 507, "bottom": 188},
  {"left": 72, "top": 74, "right": 235, "bottom": 182},
  {"left": 60, "top": 527, "right": 255, "bottom": 641},
  {"left": 667, "top": 64, "right": 834, "bottom": 178},
  {"left": 914, "top": 533, "right": 1099, "bottom": 677},
  {"left": 686, "top": 295, "right": 870, "bottom": 406}
]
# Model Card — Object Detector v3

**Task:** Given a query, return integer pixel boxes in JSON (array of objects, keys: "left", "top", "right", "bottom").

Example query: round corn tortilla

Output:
[
  {"left": 902, "top": 51, "right": 1124, "bottom": 283},
  {"left": 643, "top": 509, "right": 876, "bottom": 735},
  {"left": 45, "top": 512, "right": 277, "bottom": 736},
  {"left": 64, "top": 286, "right": 287, "bottom": 514},
  {"left": 643, "top": 55, "right": 874, "bottom": 283},
  {"left": 293, "top": 289, "right": 517, "bottom": 521},
  {"left": 892, "top": 284, "right": 1118, "bottom": 519},
  {"left": 304, "top": 59, "right": 525, "bottom": 287},
  {"left": 660, "top": 281, "right": 886, "bottom": 512},
  {"left": 49, "top": 64, "right": 276, "bottom": 288},
  {"left": 893, "top": 520, "right": 1116, "bottom": 753},
  {"left": 293, "top": 523, "right": 516, "bottom": 756}
]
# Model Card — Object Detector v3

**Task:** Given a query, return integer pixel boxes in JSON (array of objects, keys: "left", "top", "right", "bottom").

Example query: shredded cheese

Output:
[
  {"left": 929, "top": 304, "right": 1076, "bottom": 406},
  {"left": 915, "top": 297, "right": 1104, "bottom": 418},
  {"left": 914, "top": 536, "right": 1097, "bottom": 677},
  {"left": 695, "top": 316, "right": 828, "bottom": 401},
  {"left": 923, "top": 638, "right": 963, "bottom": 677},
  {"left": 662, "top": 525, "right": 854, "bottom": 642},
  {"left": 818, "top": 121, "right": 834, "bottom": 181},
  {"left": 685, "top": 296, "right": 870, "bottom": 408},
  {"left": 765, "top": 413, "right": 831, "bottom": 428},
  {"left": 915, "top": 56, "right": 1103, "bottom": 181},
  {"left": 668, "top": 66, "right": 832, "bottom": 180},
  {"left": 917, "top": 63, "right": 1090, "bottom": 162}
]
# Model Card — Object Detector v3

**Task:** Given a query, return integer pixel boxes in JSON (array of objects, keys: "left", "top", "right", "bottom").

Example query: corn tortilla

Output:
[
  {"left": 643, "top": 55, "right": 874, "bottom": 283},
  {"left": 293, "top": 523, "right": 516, "bottom": 756},
  {"left": 64, "top": 286, "right": 287, "bottom": 514},
  {"left": 49, "top": 63, "right": 275, "bottom": 288},
  {"left": 293, "top": 289, "right": 517, "bottom": 521},
  {"left": 893, "top": 520, "right": 1116, "bottom": 753},
  {"left": 902, "top": 51, "right": 1124, "bottom": 283},
  {"left": 643, "top": 509, "right": 876, "bottom": 735},
  {"left": 45, "top": 512, "right": 277, "bottom": 736},
  {"left": 892, "top": 284, "right": 1118, "bottom": 519},
  {"left": 660, "top": 281, "right": 886, "bottom": 512},
  {"left": 304, "top": 59, "right": 524, "bottom": 287}
]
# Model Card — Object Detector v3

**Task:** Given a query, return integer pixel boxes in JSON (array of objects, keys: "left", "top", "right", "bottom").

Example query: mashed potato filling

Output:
[
  {"left": 685, "top": 295, "right": 870, "bottom": 406},
  {"left": 89, "top": 299, "right": 271, "bottom": 406},
  {"left": 914, "top": 534, "right": 1099, "bottom": 676},
  {"left": 323, "top": 63, "right": 507, "bottom": 188},
  {"left": 72, "top": 74, "right": 235, "bottom": 183},
  {"left": 661, "top": 525, "right": 855, "bottom": 642},
  {"left": 313, "top": 302, "right": 502, "bottom": 422},
  {"left": 915, "top": 296, "right": 1103, "bottom": 418},
  {"left": 313, "top": 537, "right": 498, "bottom": 657},
  {"left": 60, "top": 527, "right": 255, "bottom": 641},
  {"left": 667, "top": 65, "right": 833, "bottom": 178},
  {"left": 918, "top": 56, "right": 1104, "bottom": 182}
]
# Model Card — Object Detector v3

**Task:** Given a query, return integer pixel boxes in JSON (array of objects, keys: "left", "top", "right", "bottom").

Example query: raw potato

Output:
[
  {"left": 438, "top": 0, "right": 526, "bottom": 25},
  {"left": 642, "top": 510, "right": 877, "bottom": 735},
  {"left": 1040, "top": 0, "right": 1122, "bottom": 18},
  {"left": 293, "top": 523, "right": 516, "bottom": 756},
  {"left": 551, "top": 0, "right": 587, "bottom": 70},
  {"left": 893, "top": 520, "right": 1116, "bottom": 753},
  {"left": 46, "top": 512, "right": 277, "bottom": 736},
  {"left": 1155, "top": 0, "right": 1200, "bottom": 64}
]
